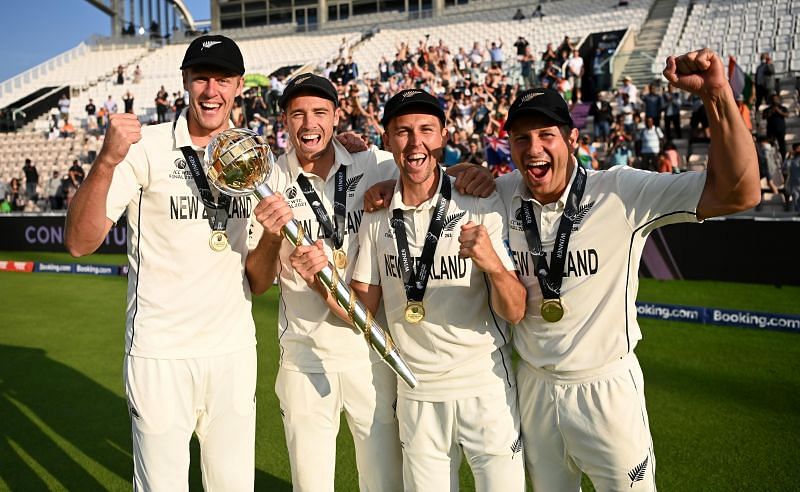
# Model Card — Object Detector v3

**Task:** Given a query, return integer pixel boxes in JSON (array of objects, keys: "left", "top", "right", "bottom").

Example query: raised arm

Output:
[
  {"left": 663, "top": 49, "right": 760, "bottom": 219},
  {"left": 65, "top": 113, "right": 141, "bottom": 256}
]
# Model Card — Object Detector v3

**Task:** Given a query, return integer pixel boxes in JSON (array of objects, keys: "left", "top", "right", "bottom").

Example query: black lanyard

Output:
[
  {"left": 180, "top": 146, "right": 231, "bottom": 232},
  {"left": 295, "top": 164, "right": 347, "bottom": 249},
  {"left": 520, "top": 165, "right": 587, "bottom": 299},
  {"left": 391, "top": 169, "right": 451, "bottom": 303}
]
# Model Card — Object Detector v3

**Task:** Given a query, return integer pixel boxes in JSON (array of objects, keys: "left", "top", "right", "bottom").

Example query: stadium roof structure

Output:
[{"left": 84, "top": 0, "right": 197, "bottom": 34}]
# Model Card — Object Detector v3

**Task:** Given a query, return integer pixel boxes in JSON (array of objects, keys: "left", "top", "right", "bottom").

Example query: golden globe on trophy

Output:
[{"left": 205, "top": 128, "right": 417, "bottom": 388}]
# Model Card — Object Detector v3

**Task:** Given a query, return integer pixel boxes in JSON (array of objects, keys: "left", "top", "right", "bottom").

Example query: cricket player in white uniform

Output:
[
  {"left": 247, "top": 75, "right": 498, "bottom": 491},
  {"left": 65, "top": 36, "right": 262, "bottom": 491},
  {"left": 246, "top": 74, "right": 404, "bottom": 492},
  {"left": 290, "top": 89, "right": 527, "bottom": 491},
  {"left": 495, "top": 49, "right": 760, "bottom": 491}
]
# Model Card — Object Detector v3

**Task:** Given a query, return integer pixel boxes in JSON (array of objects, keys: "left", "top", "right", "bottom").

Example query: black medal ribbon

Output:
[
  {"left": 295, "top": 164, "right": 347, "bottom": 249},
  {"left": 520, "top": 165, "right": 587, "bottom": 299},
  {"left": 391, "top": 169, "right": 451, "bottom": 303},
  {"left": 180, "top": 146, "right": 231, "bottom": 233}
]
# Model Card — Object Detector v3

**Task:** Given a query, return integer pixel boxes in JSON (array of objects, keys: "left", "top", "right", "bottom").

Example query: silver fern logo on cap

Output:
[
  {"left": 521, "top": 91, "right": 544, "bottom": 103},
  {"left": 201, "top": 40, "right": 222, "bottom": 50}
]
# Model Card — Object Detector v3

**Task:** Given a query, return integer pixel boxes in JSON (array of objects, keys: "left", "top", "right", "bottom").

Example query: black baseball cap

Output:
[
  {"left": 381, "top": 89, "right": 446, "bottom": 127},
  {"left": 279, "top": 73, "right": 339, "bottom": 110},
  {"left": 180, "top": 35, "right": 245, "bottom": 75},
  {"left": 506, "top": 88, "right": 574, "bottom": 130}
]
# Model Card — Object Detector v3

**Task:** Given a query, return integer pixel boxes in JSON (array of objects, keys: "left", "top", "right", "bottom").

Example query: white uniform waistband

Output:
[{"left": 520, "top": 353, "right": 638, "bottom": 385}]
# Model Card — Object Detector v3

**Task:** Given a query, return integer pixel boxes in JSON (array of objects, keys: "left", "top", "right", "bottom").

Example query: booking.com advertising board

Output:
[
  {"left": 2, "top": 215, "right": 799, "bottom": 335},
  {"left": 0, "top": 214, "right": 126, "bottom": 254},
  {"left": 636, "top": 302, "right": 800, "bottom": 333}
]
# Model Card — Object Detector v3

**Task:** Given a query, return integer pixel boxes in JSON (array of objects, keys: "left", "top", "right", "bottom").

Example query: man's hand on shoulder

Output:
[
  {"left": 448, "top": 163, "right": 496, "bottom": 197},
  {"left": 336, "top": 132, "right": 368, "bottom": 153},
  {"left": 363, "top": 179, "right": 395, "bottom": 212}
]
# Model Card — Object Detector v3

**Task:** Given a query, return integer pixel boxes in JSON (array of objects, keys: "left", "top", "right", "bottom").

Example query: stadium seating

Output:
[
  {"left": 1, "top": 0, "right": 799, "bottom": 216},
  {"left": 41, "top": 30, "right": 360, "bottom": 128},
  {"left": 351, "top": 0, "right": 656, "bottom": 79},
  {"left": 0, "top": 43, "right": 148, "bottom": 109},
  {"left": 666, "top": 0, "right": 800, "bottom": 74}
]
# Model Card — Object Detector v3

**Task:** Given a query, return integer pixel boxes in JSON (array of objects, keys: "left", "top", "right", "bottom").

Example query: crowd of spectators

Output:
[
  {"left": 0, "top": 158, "right": 85, "bottom": 213},
  {"left": 201, "top": 38, "right": 800, "bottom": 211},
  {"left": 4, "top": 35, "right": 799, "bottom": 214},
  {"left": 233, "top": 34, "right": 596, "bottom": 173}
]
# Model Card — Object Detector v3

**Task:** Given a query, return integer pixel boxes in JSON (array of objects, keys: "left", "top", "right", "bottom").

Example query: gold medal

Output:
[
  {"left": 333, "top": 249, "right": 348, "bottom": 269},
  {"left": 540, "top": 299, "right": 564, "bottom": 322},
  {"left": 209, "top": 230, "right": 229, "bottom": 252},
  {"left": 404, "top": 301, "right": 425, "bottom": 324}
]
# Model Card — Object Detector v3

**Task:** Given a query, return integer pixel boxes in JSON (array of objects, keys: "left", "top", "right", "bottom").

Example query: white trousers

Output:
[
  {"left": 396, "top": 384, "right": 525, "bottom": 492},
  {"left": 124, "top": 347, "right": 257, "bottom": 492},
  {"left": 517, "top": 353, "right": 656, "bottom": 492},
  {"left": 275, "top": 362, "right": 403, "bottom": 492}
]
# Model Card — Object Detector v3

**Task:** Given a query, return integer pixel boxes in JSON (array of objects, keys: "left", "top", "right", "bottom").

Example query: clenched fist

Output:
[
  {"left": 663, "top": 48, "right": 729, "bottom": 100},
  {"left": 289, "top": 240, "right": 329, "bottom": 289},
  {"left": 458, "top": 221, "right": 504, "bottom": 274},
  {"left": 253, "top": 194, "right": 293, "bottom": 242},
  {"left": 97, "top": 113, "right": 142, "bottom": 168}
]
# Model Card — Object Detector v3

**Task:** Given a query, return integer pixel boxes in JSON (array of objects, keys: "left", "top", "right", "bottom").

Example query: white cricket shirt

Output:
[
  {"left": 353, "top": 174, "right": 517, "bottom": 401},
  {"left": 106, "top": 110, "right": 256, "bottom": 359},
  {"left": 256, "top": 140, "right": 399, "bottom": 373},
  {"left": 496, "top": 163, "right": 706, "bottom": 372}
]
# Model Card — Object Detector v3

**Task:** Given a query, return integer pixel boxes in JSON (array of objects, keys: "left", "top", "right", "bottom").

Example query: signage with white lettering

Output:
[{"left": 0, "top": 215, "right": 126, "bottom": 253}]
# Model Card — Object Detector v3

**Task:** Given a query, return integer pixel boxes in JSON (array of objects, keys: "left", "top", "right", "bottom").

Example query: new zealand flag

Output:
[{"left": 483, "top": 136, "right": 515, "bottom": 169}]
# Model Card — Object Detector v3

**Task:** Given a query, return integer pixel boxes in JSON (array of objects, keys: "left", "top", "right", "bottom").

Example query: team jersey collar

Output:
[
  {"left": 172, "top": 108, "right": 235, "bottom": 152},
  {"left": 516, "top": 156, "right": 579, "bottom": 210},
  {"left": 287, "top": 138, "right": 354, "bottom": 183},
  {"left": 390, "top": 166, "right": 448, "bottom": 211}
]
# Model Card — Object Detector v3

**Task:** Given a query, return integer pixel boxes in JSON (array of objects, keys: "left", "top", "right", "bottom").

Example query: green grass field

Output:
[{"left": 1, "top": 251, "right": 799, "bottom": 491}]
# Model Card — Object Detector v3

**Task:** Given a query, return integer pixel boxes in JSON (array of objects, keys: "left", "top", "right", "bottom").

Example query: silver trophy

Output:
[{"left": 205, "top": 128, "right": 417, "bottom": 388}]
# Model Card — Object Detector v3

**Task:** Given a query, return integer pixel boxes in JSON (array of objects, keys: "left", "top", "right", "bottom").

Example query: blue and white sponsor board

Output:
[
  {"left": 34, "top": 262, "right": 120, "bottom": 276},
  {"left": 636, "top": 302, "right": 800, "bottom": 333}
]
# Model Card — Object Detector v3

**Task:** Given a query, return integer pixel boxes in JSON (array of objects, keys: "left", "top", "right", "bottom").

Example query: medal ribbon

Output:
[
  {"left": 391, "top": 169, "right": 451, "bottom": 303},
  {"left": 295, "top": 164, "right": 347, "bottom": 250},
  {"left": 520, "top": 165, "right": 587, "bottom": 300},
  {"left": 180, "top": 146, "right": 231, "bottom": 233}
]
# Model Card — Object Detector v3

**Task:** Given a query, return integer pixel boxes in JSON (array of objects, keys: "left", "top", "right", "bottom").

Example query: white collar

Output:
[
  {"left": 390, "top": 167, "right": 449, "bottom": 211},
  {"left": 172, "top": 108, "right": 235, "bottom": 152},
  {"left": 287, "top": 138, "right": 355, "bottom": 183},
  {"left": 514, "top": 157, "right": 579, "bottom": 210}
]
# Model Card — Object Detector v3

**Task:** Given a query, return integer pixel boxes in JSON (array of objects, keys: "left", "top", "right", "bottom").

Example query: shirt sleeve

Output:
[
  {"left": 105, "top": 141, "right": 150, "bottom": 223},
  {"left": 352, "top": 209, "right": 383, "bottom": 286},
  {"left": 477, "top": 192, "right": 516, "bottom": 272},
  {"left": 494, "top": 170, "right": 519, "bottom": 211},
  {"left": 373, "top": 149, "right": 400, "bottom": 181},
  {"left": 613, "top": 166, "right": 707, "bottom": 231}
]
